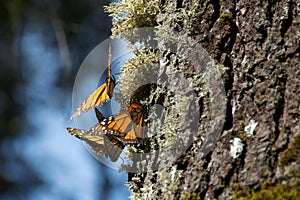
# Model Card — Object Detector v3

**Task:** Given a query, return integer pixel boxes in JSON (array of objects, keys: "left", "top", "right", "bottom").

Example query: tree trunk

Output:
[{"left": 110, "top": 0, "right": 299, "bottom": 199}]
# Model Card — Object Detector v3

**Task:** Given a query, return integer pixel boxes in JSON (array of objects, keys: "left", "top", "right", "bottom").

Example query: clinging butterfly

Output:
[
  {"left": 91, "top": 103, "right": 147, "bottom": 144},
  {"left": 67, "top": 127, "right": 124, "bottom": 162},
  {"left": 67, "top": 102, "right": 147, "bottom": 161},
  {"left": 94, "top": 108, "right": 124, "bottom": 161},
  {"left": 92, "top": 113, "right": 138, "bottom": 143},
  {"left": 70, "top": 44, "right": 116, "bottom": 120},
  {"left": 128, "top": 102, "right": 147, "bottom": 138},
  {"left": 67, "top": 110, "right": 124, "bottom": 162},
  {"left": 67, "top": 108, "right": 125, "bottom": 162}
]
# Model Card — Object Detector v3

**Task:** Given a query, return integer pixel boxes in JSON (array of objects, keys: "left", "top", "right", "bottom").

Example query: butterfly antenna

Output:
[{"left": 108, "top": 43, "right": 111, "bottom": 78}]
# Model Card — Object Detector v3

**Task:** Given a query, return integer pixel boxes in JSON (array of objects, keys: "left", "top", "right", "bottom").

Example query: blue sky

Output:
[{"left": 4, "top": 22, "right": 131, "bottom": 200}]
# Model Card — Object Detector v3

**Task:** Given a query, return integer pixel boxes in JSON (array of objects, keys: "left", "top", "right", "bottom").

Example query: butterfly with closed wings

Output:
[{"left": 70, "top": 44, "right": 116, "bottom": 120}]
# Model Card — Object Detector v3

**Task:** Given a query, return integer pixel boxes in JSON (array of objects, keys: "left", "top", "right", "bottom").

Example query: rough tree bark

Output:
[
  {"left": 107, "top": 0, "right": 299, "bottom": 199},
  {"left": 171, "top": 0, "right": 300, "bottom": 199}
]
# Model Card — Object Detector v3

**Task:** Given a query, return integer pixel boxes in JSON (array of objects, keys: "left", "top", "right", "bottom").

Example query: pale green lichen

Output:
[
  {"left": 244, "top": 119, "right": 258, "bottom": 137},
  {"left": 156, "top": 166, "right": 183, "bottom": 198},
  {"left": 157, "top": 0, "right": 200, "bottom": 35},
  {"left": 104, "top": 0, "right": 222, "bottom": 198},
  {"left": 104, "top": 0, "right": 160, "bottom": 39},
  {"left": 127, "top": 167, "right": 183, "bottom": 200},
  {"left": 119, "top": 47, "right": 203, "bottom": 168},
  {"left": 118, "top": 47, "right": 159, "bottom": 101}
]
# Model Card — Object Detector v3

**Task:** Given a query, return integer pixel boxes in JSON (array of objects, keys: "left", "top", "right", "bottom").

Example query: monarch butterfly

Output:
[
  {"left": 94, "top": 108, "right": 124, "bottom": 161},
  {"left": 92, "top": 103, "right": 147, "bottom": 144},
  {"left": 128, "top": 102, "right": 147, "bottom": 138},
  {"left": 66, "top": 127, "right": 124, "bottom": 162},
  {"left": 70, "top": 44, "right": 116, "bottom": 120},
  {"left": 92, "top": 112, "right": 138, "bottom": 143}
]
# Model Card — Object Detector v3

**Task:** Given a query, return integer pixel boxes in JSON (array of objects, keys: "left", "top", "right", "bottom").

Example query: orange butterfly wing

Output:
[
  {"left": 70, "top": 44, "right": 115, "bottom": 120},
  {"left": 103, "top": 134, "right": 124, "bottom": 162},
  {"left": 91, "top": 113, "right": 138, "bottom": 143},
  {"left": 69, "top": 78, "right": 115, "bottom": 120},
  {"left": 94, "top": 108, "right": 125, "bottom": 161},
  {"left": 128, "top": 102, "right": 146, "bottom": 138},
  {"left": 91, "top": 103, "right": 147, "bottom": 143}
]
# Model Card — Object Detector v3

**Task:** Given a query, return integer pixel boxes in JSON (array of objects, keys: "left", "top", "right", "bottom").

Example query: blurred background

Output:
[{"left": 0, "top": 0, "right": 130, "bottom": 199}]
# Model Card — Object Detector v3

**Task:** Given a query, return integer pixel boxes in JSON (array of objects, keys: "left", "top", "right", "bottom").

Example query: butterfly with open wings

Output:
[{"left": 91, "top": 102, "right": 147, "bottom": 144}]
